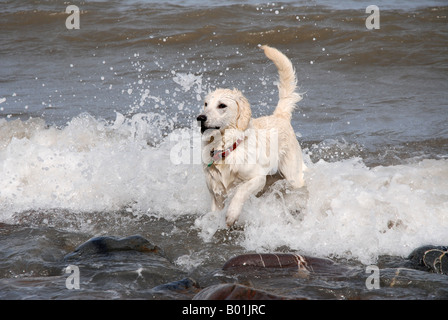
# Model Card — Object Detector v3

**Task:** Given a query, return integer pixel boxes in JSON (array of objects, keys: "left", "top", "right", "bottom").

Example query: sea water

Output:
[{"left": 0, "top": 0, "right": 447, "bottom": 299}]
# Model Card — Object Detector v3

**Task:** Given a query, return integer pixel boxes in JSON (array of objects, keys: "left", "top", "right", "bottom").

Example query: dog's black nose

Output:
[{"left": 197, "top": 114, "right": 207, "bottom": 122}]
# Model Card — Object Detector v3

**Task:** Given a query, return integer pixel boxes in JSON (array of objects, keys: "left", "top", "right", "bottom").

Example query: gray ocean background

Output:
[{"left": 0, "top": 0, "right": 447, "bottom": 299}]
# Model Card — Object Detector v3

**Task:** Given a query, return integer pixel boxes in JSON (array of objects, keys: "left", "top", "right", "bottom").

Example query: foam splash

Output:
[
  {"left": 196, "top": 157, "right": 448, "bottom": 264},
  {"left": 0, "top": 114, "right": 447, "bottom": 264},
  {"left": 0, "top": 114, "right": 208, "bottom": 220},
  {"left": 172, "top": 72, "right": 203, "bottom": 99}
]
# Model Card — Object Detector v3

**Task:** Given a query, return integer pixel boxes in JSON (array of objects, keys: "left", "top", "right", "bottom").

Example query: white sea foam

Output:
[
  {"left": 0, "top": 114, "right": 447, "bottom": 264},
  {"left": 0, "top": 114, "right": 208, "bottom": 220},
  {"left": 172, "top": 72, "right": 203, "bottom": 94},
  {"left": 195, "top": 156, "right": 448, "bottom": 264},
  {"left": 175, "top": 251, "right": 207, "bottom": 272},
  {"left": 236, "top": 157, "right": 448, "bottom": 264}
]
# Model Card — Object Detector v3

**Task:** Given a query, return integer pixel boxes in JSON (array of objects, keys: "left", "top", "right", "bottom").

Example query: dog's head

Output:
[{"left": 197, "top": 88, "right": 251, "bottom": 134}]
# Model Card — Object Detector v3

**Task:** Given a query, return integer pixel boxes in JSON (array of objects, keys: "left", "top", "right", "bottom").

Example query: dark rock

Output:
[
  {"left": 223, "top": 253, "right": 336, "bottom": 274},
  {"left": 152, "top": 277, "right": 200, "bottom": 293},
  {"left": 193, "top": 283, "right": 305, "bottom": 300},
  {"left": 223, "top": 253, "right": 302, "bottom": 269},
  {"left": 64, "top": 234, "right": 162, "bottom": 260},
  {"left": 408, "top": 245, "right": 448, "bottom": 275}
]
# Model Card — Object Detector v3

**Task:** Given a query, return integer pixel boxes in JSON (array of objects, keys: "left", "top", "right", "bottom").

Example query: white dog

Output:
[{"left": 197, "top": 45, "right": 305, "bottom": 227}]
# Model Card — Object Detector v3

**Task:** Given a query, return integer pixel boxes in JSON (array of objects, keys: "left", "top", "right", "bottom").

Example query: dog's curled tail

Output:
[{"left": 261, "top": 45, "right": 302, "bottom": 120}]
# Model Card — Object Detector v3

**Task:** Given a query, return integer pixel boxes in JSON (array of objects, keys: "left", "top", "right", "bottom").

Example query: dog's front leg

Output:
[
  {"left": 211, "top": 193, "right": 224, "bottom": 212},
  {"left": 226, "top": 175, "right": 266, "bottom": 227}
]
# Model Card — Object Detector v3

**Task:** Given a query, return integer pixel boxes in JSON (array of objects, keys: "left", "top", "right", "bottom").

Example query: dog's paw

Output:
[
  {"left": 225, "top": 212, "right": 238, "bottom": 228},
  {"left": 226, "top": 216, "right": 236, "bottom": 228},
  {"left": 226, "top": 196, "right": 244, "bottom": 227}
]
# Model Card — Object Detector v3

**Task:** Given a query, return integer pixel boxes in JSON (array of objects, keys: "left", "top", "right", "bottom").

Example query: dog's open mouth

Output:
[{"left": 199, "top": 123, "right": 220, "bottom": 134}]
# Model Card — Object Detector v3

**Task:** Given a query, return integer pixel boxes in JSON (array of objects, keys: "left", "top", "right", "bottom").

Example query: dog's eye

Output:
[
  {"left": 204, "top": 102, "right": 208, "bottom": 107},
  {"left": 218, "top": 103, "right": 227, "bottom": 109}
]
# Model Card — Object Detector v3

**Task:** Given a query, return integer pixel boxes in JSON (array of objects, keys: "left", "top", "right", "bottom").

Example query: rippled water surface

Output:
[{"left": 0, "top": 0, "right": 447, "bottom": 299}]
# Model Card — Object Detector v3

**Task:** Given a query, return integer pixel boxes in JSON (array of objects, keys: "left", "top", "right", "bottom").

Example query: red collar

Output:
[{"left": 208, "top": 138, "right": 243, "bottom": 167}]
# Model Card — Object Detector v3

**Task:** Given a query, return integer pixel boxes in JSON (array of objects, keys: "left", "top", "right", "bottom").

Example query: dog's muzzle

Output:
[{"left": 197, "top": 114, "right": 219, "bottom": 134}]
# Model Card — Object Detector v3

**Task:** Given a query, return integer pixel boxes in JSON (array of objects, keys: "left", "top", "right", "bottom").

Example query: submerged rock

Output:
[
  {"left": 223, "top": 253, "right": 306, "bottom": 270},
  {"left": 152, "top": 277, "right": 200, "bottom": 293},
  {"left": 193, "top": 283, "right": 304, "bottom": 300},
  {"left": 408, "top": 245, "right": 448, "bottom": 275},
  {"left": 223, "top": 253, "right": 337, "bottom": 274},
  {"left": 64, "top": 235, "right": 162, "bottom": 260}
]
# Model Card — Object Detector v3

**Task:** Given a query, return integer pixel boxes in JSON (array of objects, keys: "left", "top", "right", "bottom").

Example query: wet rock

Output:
[
  {"left": 223, "top": 253, "right": 336, "bottom": 274},
  {"left": 152, "top": 277, "right": 200, "bottom": 294},
  {"left": 223, "top": 253, "right": 305, "bottom": 270},
  {"left": 193, "top": 283, "right": 304, "bottom": 300},
  {"left": 64, "top": 234, "right": 162, "bottom": 260},
  {"left": 408, "top": 245, "right": 448, "bottom": 275}
]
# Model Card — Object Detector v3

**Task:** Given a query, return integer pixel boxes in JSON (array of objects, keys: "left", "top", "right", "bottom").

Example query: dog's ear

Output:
[{"left": 235, "top": 91, "right": 251, "bottom": 131}]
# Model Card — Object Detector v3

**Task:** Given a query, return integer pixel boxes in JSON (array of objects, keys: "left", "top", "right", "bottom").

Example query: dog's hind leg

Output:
[{"left": 279, "top": 144, "right": 305, "bottom": 189}]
